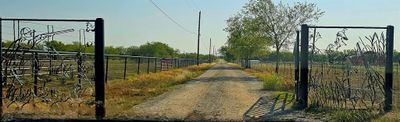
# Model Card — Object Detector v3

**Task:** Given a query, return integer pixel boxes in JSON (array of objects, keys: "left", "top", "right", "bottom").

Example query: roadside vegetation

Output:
[{"left": 244, "top": 68, "right": 294, "bottom": 91}]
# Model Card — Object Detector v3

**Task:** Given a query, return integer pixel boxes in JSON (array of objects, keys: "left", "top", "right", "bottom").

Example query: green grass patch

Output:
[
  {"left": 245, "top": 69, "right": 294, "bottom": 91},
  {"left": 262, "top": 73, "right": 286, "bottom": 91}
]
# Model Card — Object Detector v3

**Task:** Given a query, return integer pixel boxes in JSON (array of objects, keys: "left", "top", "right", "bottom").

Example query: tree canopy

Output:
[
  {"left": 3, "top": 40, "right": 213, "bottom": 59},
  {"left": 221, "top": 0, "right": 324, "bottom": 71},
  {"left": 223, "top": 12, "right": 271, "bottom": 67}
]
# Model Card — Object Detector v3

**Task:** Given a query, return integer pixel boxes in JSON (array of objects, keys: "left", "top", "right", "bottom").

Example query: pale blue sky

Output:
[{"left": 0, "top": 0, "right": 400, "bottom": 54}]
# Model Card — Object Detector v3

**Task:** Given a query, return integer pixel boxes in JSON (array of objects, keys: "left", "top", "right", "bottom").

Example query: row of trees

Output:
[
  {"left": 3, "top": 40, "right": 214, "bottom": 59},
  {"left": 221, "top": 46, "right": 400, "bottom": 64},
  {"left": 221, "top": 0, "right": 324, "bottom": 72}
]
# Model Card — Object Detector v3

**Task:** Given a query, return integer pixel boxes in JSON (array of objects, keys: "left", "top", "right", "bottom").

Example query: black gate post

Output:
[
  {"left": 384, "top": 25, "right": 394, "bottom": 112},
  {"left": 94, "top": 18, "right": 105, "bottom": 119},
  {"left": 294, "top": 30, "right": 300, "bottom": 101},
  {"left": 0, "top": 17, "right": 3, "bottom": 118},
  {"left": 298, "top": 24, "right": 309, "bottom": 109}
]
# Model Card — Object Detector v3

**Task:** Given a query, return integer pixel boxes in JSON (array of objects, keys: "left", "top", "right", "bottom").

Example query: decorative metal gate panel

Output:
[
  {"left": 0, "top": 18, "right": 105, "bottom": 119},
  {"left": 296, "top": 25, "right": 394, "bottom": 111}
]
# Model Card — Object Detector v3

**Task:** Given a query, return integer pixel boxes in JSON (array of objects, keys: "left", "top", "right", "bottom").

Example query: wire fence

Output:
[
  {"left": 104, "top": 54, "right": 200, "bottom": 82},
  {"left": 247, "top": 61, "right": 295, "bottom": 80},
  {"left": 0, "top": 18, "right": 207, "bottom": 119}
]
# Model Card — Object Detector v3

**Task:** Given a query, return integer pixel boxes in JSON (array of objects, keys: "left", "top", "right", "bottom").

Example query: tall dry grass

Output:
[{"left": 244, "top": 68, "right": 295, "bottom": 91}]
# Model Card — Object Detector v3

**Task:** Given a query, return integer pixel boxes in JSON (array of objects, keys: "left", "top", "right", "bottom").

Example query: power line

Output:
[
  {"left": 189, "top": 0, "right": 200, "bottom": 11},
  {"left": 148, "top": 0, "right": 196, "bottom": 35},
  {"left": 184, "top": 0, "right": 198, "bottom": 12}
]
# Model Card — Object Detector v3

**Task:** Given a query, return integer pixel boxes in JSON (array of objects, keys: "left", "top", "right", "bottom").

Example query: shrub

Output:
[
  {"left": 244, "top": 69, "right": 295, "bottom": 91},
  {"left": 262, "top": 73, "right": 284, "bottom": 90},
  {"left": 258, "top": 73, "right": 294, "bottom": 91}
]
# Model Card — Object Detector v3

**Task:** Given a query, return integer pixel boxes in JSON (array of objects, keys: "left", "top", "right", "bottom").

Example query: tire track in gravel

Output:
[{"left": 131, "top": 62, "right": 270, "bottom": 121}]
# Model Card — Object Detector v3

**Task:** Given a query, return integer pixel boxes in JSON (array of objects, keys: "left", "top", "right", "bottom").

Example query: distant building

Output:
[{"left": 249, "top": 60, "right": 260, "bottom": 65}]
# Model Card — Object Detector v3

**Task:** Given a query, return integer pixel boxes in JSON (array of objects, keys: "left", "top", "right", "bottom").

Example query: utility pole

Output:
[
  {"left": 209, "top": 38, "right": 211, "bottom": 63},
  {"left": 197, "top": 11, "right": 201, "bottom": 66}
]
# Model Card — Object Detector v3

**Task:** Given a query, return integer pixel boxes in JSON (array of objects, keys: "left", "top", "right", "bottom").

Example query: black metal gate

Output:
[
  {"left": 295, "top": 24, "right": 394, "bottom": 111},
  {"left": 0, "top": 18, "right": 105, "bottom": 119}
]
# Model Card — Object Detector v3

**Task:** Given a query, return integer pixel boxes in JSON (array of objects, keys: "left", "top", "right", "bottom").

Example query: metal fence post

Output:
[
  {"left": 147, "top": 58, "right": 150, "bottom": 74},
  {"left": 94, "top": 18, "right": 105, "bottom": 119},
  {"left": 137, "top": 57, "right": 141, "bottom": 74},
  {"left": 178, "top": 59, "right": 180, "bottom": 68},
  {"left": 49, "top": 52, "right": 52, "bottom": 75},
  {"left": 174, "top": 58, "right": 176, "bottom": 68},
  {"left": 123, "top": 57, "right": 127, "bottom": 80},
  {"left": 154, "top": 58, "right": 157, "bottom": 72},
  {"left": 384, "top": 25, "right": 394, "bottom": 111},
  {"left": 77, "top": 52, "right": 82, "bottom": 87},
  {"left": 33, "top": 52, "right": 38, "bottom": 96},
  {"left": 298, "top": 24, "right": 309, "bottom": 109}
]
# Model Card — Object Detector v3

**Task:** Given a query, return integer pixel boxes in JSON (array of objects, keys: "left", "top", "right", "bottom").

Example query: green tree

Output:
[
  {"left": 243, "top": 0, "right": 324, "bottom": 73},
  {"left": 224, "top": 13, "right": 271, "bottom": 68},
  {"left": 126, "top": 46, "right": 139, "bottom": 56},
  {"left": 45, "top": 40, "right": 66, "bottom": 51},
  {"left": 137, "top": 42, "right": 178, "bottom": 57},
  {"left": 105, "top": 46, "right": 126, "bottom": 55},
  {"left": 219, "top": 46, "right": 236, "bottom": 62}
]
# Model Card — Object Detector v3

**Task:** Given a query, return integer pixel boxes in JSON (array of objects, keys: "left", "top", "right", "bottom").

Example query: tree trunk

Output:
[{"left": 275, "top": 48, "right": 280, "bottom": 74}]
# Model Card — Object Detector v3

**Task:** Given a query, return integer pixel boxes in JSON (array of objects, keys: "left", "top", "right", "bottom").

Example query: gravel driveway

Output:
[{"left": 131, "top": 62, "right": 271, "bottom": 121}]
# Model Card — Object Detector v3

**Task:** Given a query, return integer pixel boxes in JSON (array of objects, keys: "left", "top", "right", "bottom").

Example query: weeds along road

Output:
[{"left": 131, "top": 62, "right": 271, "bottom": 121}]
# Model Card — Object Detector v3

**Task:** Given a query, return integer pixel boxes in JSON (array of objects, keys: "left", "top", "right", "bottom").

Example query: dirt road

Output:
[{"left": 131, "top": 62, "right": 270, "bottom": 121}]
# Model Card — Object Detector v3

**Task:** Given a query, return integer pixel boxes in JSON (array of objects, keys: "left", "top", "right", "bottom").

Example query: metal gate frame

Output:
[
  {"left": 295, "top": 24, "right": 394, "bottom": 112},
  {"left": 0, "top": 18, "right": 106, "bottom": 119}
]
